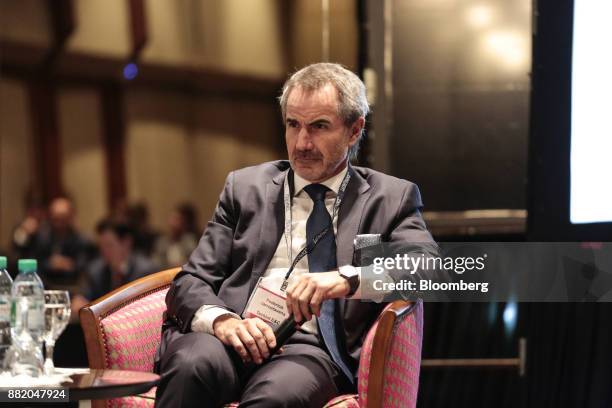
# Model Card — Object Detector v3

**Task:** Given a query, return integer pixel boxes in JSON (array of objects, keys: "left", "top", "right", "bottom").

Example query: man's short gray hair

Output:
[{"left": 279, "top": 63, "right": 370, "bottom": 160}]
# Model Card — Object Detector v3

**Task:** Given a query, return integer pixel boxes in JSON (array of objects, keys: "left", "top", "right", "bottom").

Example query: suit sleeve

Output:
[
  {"left": 164, "top": 172, "right": 238, "bottom": 333},
  {"left": 388, "top": 182, "right": 436, "bottom": 244},
  {"left": 387, "top": 182, "right": 442, "bottom": 294}
]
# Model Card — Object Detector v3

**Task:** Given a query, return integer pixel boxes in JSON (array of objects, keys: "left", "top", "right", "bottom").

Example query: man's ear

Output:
[{"left": 348, "top": 117, "right": 365, "bottom": 146}]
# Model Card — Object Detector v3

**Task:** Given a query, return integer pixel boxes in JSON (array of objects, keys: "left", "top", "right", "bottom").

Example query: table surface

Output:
[{"left": 63, "top": 369, "right": 159, "bottom": 401}]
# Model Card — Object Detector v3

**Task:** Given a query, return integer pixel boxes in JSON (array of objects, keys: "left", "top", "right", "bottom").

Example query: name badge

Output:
[{"left": 242, "top": 274, "right": 290, "bottom": 329}]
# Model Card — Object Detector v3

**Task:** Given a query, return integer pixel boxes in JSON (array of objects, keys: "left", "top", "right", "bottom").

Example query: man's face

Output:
[
  {"left": 98, "top": 231, "right": 130, "bottom": 267},
  {"left": 49, "top": 198, "right": 74, "bottom": 232},
  {"left": 285, "top": 84, "right": 364, "bottom": 183}
]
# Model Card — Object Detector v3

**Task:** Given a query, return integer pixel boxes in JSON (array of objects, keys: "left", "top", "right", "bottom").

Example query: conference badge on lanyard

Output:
[{"left": 242, "top": 271, "right": 291, "bottom": 329}]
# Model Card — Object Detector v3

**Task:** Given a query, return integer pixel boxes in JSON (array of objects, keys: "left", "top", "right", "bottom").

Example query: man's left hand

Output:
[{"left": 285, "top": 271, "right": 349, "bottom": 323}]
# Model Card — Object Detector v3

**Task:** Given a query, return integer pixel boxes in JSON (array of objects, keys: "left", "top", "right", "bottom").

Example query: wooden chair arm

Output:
[
  {"left": 366, "top": 300, "right": 417, "bottom": 408},
  {"left": 79, "top": 268, "right": 181, "bottom": 369}
]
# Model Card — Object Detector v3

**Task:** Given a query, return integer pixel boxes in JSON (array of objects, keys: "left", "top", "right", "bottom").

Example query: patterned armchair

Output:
[{"left": 80, "top": 268, "right": 423, "bottom": 408}]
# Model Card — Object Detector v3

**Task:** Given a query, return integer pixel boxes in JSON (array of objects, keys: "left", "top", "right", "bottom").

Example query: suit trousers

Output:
[{"left": 154, "top": 328, "right": 355, "bottom": 408}]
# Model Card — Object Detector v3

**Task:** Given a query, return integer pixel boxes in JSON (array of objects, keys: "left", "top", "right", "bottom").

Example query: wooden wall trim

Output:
[
  {"left": 44, "top": 0, "right": 75, "bottom": 66},
  {"left": 128, "top": 0, "right": 148, "bottom": 60},
  {"left": 47, "top": 0, "right": 75, "bottom": 48},
  {"left": 356, "top": 0, "right": 371, "bottom": 167},
  {"left": 0, "top": 40, "right": 282, "bottom": 100},
  {"left": 424, "top": 209, "right": 527, "bottom": 237},
  {"left": 100, "top": 83, "right": 127, "bottom": 210},
  {"left": 28, "top": 80, "right": 63, "bottom": 201}
]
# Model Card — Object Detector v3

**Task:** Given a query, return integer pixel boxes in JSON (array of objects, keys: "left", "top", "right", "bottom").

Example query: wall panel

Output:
[
  {"left": 192, "top": 96, "right": 283, "bottom": 220},
  {"left": 67, "top": 0, "right": 130, "bottom": 57},
  {"left": 124, "top": 88, "right": 283, "bottom": 231},
  {"left": 125, "top": 89, "right": 194, "bottom": 231},
  {"left": 57, "top": 87, "right": 108, "bottom": 237},
  {"left": 0, "top": 79, "right": 35, "bottom": 251},
  {"left": 0, "top": 0, "right": 51, "bottom": 46},
  {"left": 289, "top": 0, "right": 358, "bottom": 70},
  {"left": 143, "top": 0, "right": 286, "bottom": 78},
  {"left": 377, "top": 0, "right": 531, "bottom": 211}
]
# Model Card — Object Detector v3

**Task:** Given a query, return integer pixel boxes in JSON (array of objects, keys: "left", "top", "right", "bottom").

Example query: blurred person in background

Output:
[
  {"left": 126, "top": 203, "right": 159, "bottom": 257},
  {"left": 11, "top": 189, "right": 48, "bottom": 262},
  {"left": 71, "top": 218, "right": 158, "bottom": 316},
  {"left": 153, "top": 203, "right": 200, "bottom": 268},
  {"left": 87, "top": 218, "right": 158, "bottom": 300},
  {"left": 19, "top": 196, "right": 94, "bottom": 291},
  {"left": 107, "top": 197, "right": 130, "bottom": 224}
]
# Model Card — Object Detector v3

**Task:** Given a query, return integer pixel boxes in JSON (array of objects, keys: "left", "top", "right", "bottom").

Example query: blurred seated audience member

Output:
[
  {"left": 12, "top": 190, "right": 48, "bottom": 261},
  {"left": 125, "top": 203, "right": 158, "bottom": 257},
  {"left": 153, "top": 203, "right": 200, "bottom": 268},
  {"left": 109, "top": 197, "right": 129, "bottom": 220},
  {"left": 76, "top": 218, "right": 158, "bottom": 308},
  {"left": 20, "top": 197, "right": 93, "bottom": 290}
]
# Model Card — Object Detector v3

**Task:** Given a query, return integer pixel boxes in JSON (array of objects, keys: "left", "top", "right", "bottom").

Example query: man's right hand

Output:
[{"left": 213, "top": 315, "right": 276, "bottom": 364}]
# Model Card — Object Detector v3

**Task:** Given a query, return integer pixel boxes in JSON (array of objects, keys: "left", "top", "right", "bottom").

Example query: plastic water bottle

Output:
[
  {"left": 0, "top": 256, "right": 13, "bottom": 371},
  {"left": 10, "top": 259, "right": 44, "bottom": 376}
]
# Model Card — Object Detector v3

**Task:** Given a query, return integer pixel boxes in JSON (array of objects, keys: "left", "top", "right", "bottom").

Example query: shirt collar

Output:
[{"left": 293, "top": 164, "right": 349, "bottom": 197}]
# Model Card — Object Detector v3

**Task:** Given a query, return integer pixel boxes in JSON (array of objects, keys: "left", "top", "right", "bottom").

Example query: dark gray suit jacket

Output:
[{"left": 156, "top": 160, "right": 435, "bottom": 378}]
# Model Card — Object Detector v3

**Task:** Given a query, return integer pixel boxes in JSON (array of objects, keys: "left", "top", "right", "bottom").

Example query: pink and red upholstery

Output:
[
  {"left": 81, "top": 268, "right": 423, "bottom": 408},
  {"left": 356, "top": 301, "right": 423, "bottom": 408},
  {"left": 102, "top": 289, "right": 168, "bottom": 373}
]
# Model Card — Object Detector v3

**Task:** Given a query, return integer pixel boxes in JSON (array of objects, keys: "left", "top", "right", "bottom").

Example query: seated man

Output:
[
  {"left": 154, "top": 63, "right": 435, "bottom": 408},
  {"left": 83, "top": 219, "right": 158, "bottom": 301},
  {"left": 21, "top": 196, "right": 94, "bottom": 290}
]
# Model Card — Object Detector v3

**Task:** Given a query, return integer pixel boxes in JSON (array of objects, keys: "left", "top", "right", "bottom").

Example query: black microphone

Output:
[
  {"left": 243, "top": 316, "right": 301, "bottom": 373},
  {"left": 269, "top": 316, "right": 301, "bottom": 356}
]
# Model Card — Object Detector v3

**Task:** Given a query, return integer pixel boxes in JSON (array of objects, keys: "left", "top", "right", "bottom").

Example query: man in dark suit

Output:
[
  {"left": 15, "top": 197, "right": 94, "bottom": 290},
  {"left": 155, "top": 63, "right": 436, "bottom": 408},
  {"left": 83, "top": 219, "right": 158, "bottom": 301}
]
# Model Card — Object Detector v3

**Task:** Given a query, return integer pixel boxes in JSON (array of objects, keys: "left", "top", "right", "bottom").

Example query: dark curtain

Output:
[{"left": 418, "top": 302, "right": 612, "bottom": 407}]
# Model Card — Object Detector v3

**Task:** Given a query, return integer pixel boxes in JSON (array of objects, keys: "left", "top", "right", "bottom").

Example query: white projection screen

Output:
[{"left": 570, "top": 1, "right": 612, "bottom": 224}]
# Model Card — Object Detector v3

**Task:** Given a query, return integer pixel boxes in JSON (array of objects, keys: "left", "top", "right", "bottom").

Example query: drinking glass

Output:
[{"left": 43, "top": 290, "right": 71, "bottom": 374}]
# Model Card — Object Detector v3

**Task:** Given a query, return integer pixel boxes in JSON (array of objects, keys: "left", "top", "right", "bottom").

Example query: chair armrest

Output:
[
  {"left": 79, "top": 268, "right": 181, "bottom": 369},
  {"left": 83, "top": 268, "right": 180, "bottom": 319},
  {"left": 364, "top": 300, "right": 421, "bottom": 408}
]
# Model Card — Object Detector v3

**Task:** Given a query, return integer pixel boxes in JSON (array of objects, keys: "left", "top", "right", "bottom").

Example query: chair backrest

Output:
[
  {"left": 80, "top": 268, "right": 180, "bottom": 371},
  {"left": 358, "top": 300, "right": 424, "bottom": 408}
]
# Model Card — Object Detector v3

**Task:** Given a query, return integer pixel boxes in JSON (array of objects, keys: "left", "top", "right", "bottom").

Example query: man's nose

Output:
[{"left": 295, "top": 127, "right": 313, "bottom": 150}]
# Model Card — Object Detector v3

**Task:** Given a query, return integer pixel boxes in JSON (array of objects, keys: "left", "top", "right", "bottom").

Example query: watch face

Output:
[{"left": 341, "top": 266, "right": 358, "bottom": 278}]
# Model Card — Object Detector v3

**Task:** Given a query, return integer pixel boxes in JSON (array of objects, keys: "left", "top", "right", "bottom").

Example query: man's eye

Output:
[
  {"left": 313, "top": 123, "right": 328, "bottom": 130},
  {"left": 287, "top": 121, "right": 299, "bottom": 128}
]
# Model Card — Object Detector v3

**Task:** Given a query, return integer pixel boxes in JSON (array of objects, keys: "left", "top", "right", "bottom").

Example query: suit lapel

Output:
[
  {"left": 249, "top": 169, "right": 287, "bottom": 294},
  {"left": 336, "top": 167, "right": 371, "bottom": 266}
]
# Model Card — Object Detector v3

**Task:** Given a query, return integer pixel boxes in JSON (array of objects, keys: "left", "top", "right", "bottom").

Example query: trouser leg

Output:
[
  {"left": 238, "top": 342, "right": 352, "bottom": 408},
  {"left": 155, "top": 331, "right": 244, "bottom": 408}
]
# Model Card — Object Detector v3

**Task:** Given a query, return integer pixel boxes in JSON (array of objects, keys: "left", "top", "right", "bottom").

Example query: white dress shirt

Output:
[{"left": 191, "top": 166, "right": 360, "bottom": 335}]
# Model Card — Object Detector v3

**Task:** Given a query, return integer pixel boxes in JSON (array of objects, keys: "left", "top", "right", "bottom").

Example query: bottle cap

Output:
[
  {"left": 0, "top": 256, "right": 6, "bottom": 269},
  {"left": 18, "top": 259, "right": 37, "bottom": 273}
]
